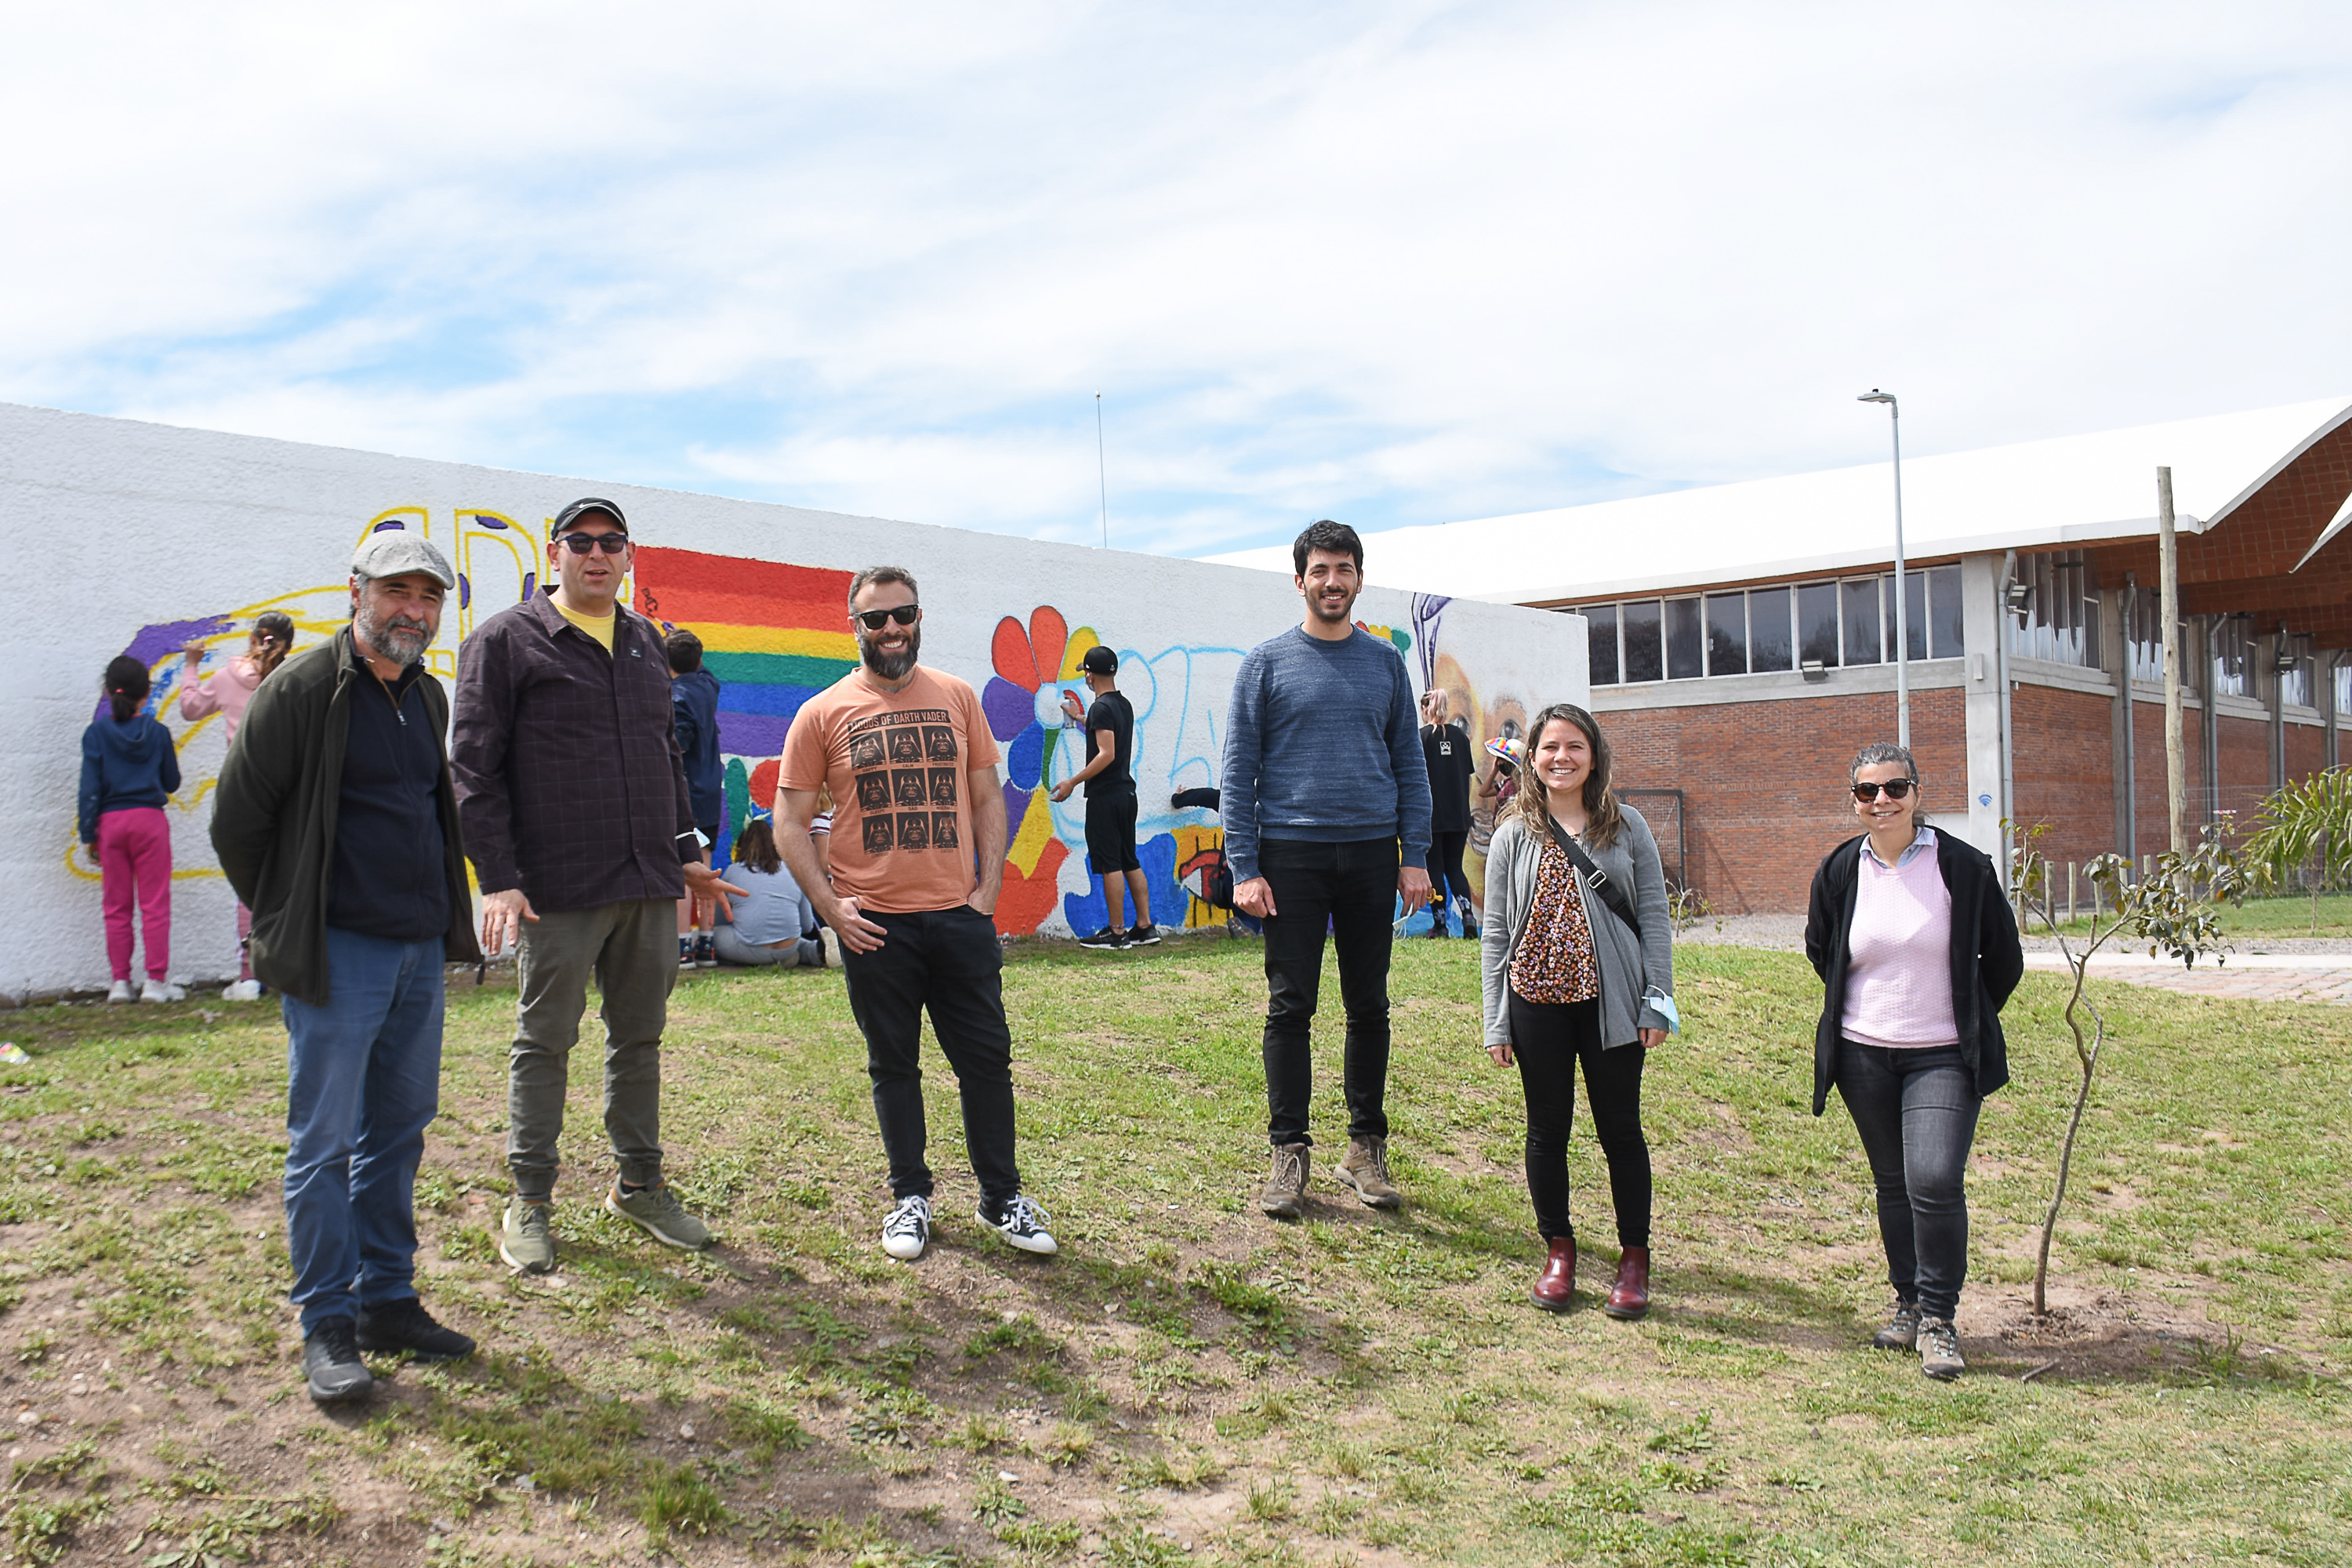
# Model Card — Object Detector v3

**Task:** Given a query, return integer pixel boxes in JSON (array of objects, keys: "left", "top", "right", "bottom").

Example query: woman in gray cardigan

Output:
[{"left": 1479, "top": 703, "right": 1675, "bottom": 1316}]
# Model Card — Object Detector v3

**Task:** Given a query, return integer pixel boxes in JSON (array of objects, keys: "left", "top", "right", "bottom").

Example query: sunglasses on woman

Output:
[
  {"left": 557, "top": 532, "right": 630, "bottom": 555},
  {"left": 854, "top": 604, "right": 921, "bottom": 630},
  {"left": 1851, "top": 779, "right": 1918, "bottom": 802}
]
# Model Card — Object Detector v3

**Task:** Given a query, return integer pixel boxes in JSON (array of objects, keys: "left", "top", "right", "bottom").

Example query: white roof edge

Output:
[
  {"left": 1476, "top": 514, "right": 2192, "bottom": 605},
  {"left": 2200, "top": 401, "right": 2352, "bottom": 530}
]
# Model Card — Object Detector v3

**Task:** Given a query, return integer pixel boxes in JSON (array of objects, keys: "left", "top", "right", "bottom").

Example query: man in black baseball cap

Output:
[{"left": 1050, "top": 643, "right": 1154, "bottom": 949}]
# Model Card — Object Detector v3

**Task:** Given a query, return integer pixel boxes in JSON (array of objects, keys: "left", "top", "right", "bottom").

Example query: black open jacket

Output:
[{"left": 1802, "top": 826, "right": 2024, "bottom": 1116}]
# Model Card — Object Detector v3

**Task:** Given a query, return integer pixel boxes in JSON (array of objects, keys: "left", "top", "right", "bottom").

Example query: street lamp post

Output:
[{"left": 1859, "top": 389, "right": 1908, "bottom": 749}]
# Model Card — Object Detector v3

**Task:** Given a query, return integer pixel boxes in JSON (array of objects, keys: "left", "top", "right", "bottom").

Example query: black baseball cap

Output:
[
  {"left": 1079, "top": 644, "right": 1118, "bottom": 675},
  {"left": 550, "top": 497, "right": 630, "bottom": 539}
]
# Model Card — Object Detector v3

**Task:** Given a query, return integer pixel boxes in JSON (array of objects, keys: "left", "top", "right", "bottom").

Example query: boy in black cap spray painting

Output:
[{"left": 1051, "top": 643, "right": 1153, "bottom": 949}]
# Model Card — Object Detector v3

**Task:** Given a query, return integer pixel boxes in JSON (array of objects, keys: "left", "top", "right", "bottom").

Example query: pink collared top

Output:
[{"left": 1840, "top": 827, "right": 1958, "bottom": 1049}]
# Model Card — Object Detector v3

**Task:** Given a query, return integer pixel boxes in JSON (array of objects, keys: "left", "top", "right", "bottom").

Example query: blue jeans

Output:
[
  {"left": 281, "top": 927, "right": 445, "bottom": 1331},
  {"left": 1835, "top": 1040, "right": 1980, "bottom": 1320}
]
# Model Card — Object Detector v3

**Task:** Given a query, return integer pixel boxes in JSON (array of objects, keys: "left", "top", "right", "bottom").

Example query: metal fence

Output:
[{"left": 1616, "top": 788, "right": 1687, "bottom": 891}]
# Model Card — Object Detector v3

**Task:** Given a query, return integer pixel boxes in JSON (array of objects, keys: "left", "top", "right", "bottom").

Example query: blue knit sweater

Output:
[{"left": 1218, "top": 626, "right": 1432, "bottom": 881}]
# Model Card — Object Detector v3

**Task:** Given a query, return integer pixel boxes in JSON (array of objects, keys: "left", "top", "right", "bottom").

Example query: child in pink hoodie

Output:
[{"left": 180, "top": 613, "right": 295, "bottom": 997}]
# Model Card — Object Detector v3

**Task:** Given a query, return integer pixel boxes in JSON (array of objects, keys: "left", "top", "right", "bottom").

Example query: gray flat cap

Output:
[{"left": 352, "top": 529, "right": 457, "bottom": 588}]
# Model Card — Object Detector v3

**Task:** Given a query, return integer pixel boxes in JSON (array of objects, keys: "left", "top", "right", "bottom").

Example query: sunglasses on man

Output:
[
  {"left": 556, "top": 532, "right": 630, "bottom": 555},
  {"left": 1851, "top": 779, "right": 1918, "bottom": 802},
  {"left": 853, "top": 604, "right": 921, "bottom": 630}
]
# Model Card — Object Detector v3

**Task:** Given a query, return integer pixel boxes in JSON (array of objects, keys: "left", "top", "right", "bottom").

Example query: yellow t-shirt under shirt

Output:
[{"left": 554, "top": 599, "right": 615, "bottom": 652}]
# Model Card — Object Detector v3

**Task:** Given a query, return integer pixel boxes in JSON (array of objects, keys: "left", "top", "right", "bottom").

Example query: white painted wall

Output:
[{"left": 1, "top": 401, "right": 1586, "bottom": 1000}]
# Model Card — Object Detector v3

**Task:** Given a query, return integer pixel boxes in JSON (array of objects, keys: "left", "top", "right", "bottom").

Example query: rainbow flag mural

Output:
[{"left": 630, "top": 546, "right": 858, "bottom": 856}]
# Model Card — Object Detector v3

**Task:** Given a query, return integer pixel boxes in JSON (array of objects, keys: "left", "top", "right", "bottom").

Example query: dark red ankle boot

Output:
[
  {"left": 1603, "top": 1246, "right": 1650, "bottom": 1319},
  {"left": 1530, "top": 1236, "right": 1576, "bottom": 1312}
]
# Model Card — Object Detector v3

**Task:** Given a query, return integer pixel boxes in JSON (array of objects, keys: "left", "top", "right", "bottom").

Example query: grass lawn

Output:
[
  {"left": 2034, "top": 889, "right": 2352, "bottom": 942},
  {"left": 2, "top": 937, "right": 2349, "bottom": 1566}
]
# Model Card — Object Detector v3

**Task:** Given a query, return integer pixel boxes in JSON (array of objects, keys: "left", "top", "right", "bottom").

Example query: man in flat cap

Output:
[
  {"left": 212, "top": 528, "right": 484, "bottom": 1404},
  {"left": 452, "top": 499, "right": 734, "bottom": 1275}
]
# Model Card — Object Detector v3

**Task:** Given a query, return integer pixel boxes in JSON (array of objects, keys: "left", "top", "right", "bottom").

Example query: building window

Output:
[
  {"left": 1748, "top": 586, "right": 1793, "bottom": 670},
  {"left": 1623, "top": 600, "right": 1664, "bottom": 683},
  {"left": 2122, "top": 589, "right": 2197, "bottom": 690},
  {"left": 2336, "top": 659, "right": 2351, "bottom": 717},
  {"left": 2280, "top": 635, "right": 2314, "bottom": 710},
  {"left": 1841, "top": 578, "right": 1882, "bottom": 666},
  {"left": 1582, "top": 603, "right": 1619, "bottom": 685},
  {"left": 1578, "top": 566, "right": 1964, "bottom": 684},
  {"left": 2011, "top": 551, "right": 2100, "bottom": 668},
  {"left": 1704, "top": 593, "right": 1748, "bottom": 676},
  {"left": 2210, "top": 615, "right": 2252, "bottom": 699},
  {"left": 1666, "top": 597, "right": 1704, "bottom": 680}
]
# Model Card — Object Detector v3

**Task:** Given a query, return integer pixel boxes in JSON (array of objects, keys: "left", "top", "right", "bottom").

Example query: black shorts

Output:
[{"left": 1083, "top": 790, "right": 1141, "bottom": 875}]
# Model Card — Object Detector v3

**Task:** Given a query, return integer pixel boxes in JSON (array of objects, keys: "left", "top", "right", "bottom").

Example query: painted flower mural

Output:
[{"left": 983, "top": 606, "right": 1099, "bottom": 935}]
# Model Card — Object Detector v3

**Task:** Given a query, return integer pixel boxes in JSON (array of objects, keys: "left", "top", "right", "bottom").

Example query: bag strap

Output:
[{"left": 1542, "top": 813, "right": 1642, "bottom": 942}]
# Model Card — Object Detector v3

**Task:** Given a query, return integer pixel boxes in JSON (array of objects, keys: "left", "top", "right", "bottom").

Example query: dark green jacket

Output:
[{"left": 209, "top": 629, "right": 481, "bottom": 1006}]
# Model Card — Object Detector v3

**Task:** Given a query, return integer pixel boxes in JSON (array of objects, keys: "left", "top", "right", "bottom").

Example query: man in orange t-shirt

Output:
[{"left": 775, "top": 565, "right": 1058, "bottom": 1263}]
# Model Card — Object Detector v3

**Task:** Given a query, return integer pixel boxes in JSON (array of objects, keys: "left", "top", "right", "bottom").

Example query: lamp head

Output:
[{"left": 1858, "top": 390, "right": 1896, "bottom": 405}]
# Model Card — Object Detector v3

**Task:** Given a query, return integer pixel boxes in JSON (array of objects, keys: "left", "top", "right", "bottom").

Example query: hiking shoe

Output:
[
  {"left": 355, "top": 1298, "right": 476, "bottom": 1361},
  {"left": 107, "top": 980, "right": 133, "bottom": 1004},
  {"left": 881, "top": 1195, "right": 932, "bottom": 1261},
  {"left": 1335, "top": 1136, "right": 1403, "bottom": 1209},
  {"left": 303, "top": 1319, "right": 373, "bottom": 1404},
  {"left": 139, "top": 979, "right": 186, "bottom": 1004},
  {"left": 1871, "top": 1300, "right": 1922, "bottom": 1351},
  {"left": 694, "top": 934, "right": 718, "bottom": 969},
  {"left": 678, "top": 936, "right": 696, "bottom": 970},
  {"left": 1918, "top": 1316, "right": 1965, "bottom": 1381},
  {"left": 1125, "top": 924, "right": 1162, "bottom": 946},
  {"left": 1077, "top": 927, "right": 1129, "bottom": 950},
  {"left": 499, "top": 1199, "right": 555, "bottom": 1273},
  {"left": 816, "top": 928, "right": 841, "bottom": 967},
  {"left": 221, "top": 978, "right": 264, "bottom": 1002},
  {"left": 1258, "top": 1142, "right": 1311, "bottom": 1218},
  {"left": 606, "top": 1180, "right": 713, "bottom": 1250},
  {"left": 980, "top": 1195, "right": 1058, "bottom": 1255}
]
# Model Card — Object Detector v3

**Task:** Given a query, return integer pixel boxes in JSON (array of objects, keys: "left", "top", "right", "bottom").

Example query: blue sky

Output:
[{"left": 4, "top": 2, "right": 2350, "bottom": 557}]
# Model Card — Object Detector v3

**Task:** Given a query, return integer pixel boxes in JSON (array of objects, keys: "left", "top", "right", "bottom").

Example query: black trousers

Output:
[
  {"left": 1258, "top": 836, "right": 1396, "bottom": 1147},
  {"left": 1835, "top": 1040, "right": 1979, "bottom": 1319},
  {"left": 1506, "top": 992, "right": 1651, "bottom": 1247},
  {"left": 1428, "top": 830, "right": 1474, "bottom": 926},
  {"left": 839, "top": 906, "right": 1022, "bottom": 1210}
]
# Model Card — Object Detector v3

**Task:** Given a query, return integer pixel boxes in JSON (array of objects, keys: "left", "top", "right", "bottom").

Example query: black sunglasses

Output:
[
  {"left": 1851, "top": 779, "right": 1918, "bottom": 802},
  {"left": 557, "top": 532, "right": 630, "bottom": 555},
  {"left": 854, "top": 604, "right": 921, "bottom": 630}
]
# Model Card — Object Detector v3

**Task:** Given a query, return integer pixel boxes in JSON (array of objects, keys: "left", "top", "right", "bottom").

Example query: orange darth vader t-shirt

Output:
[{"left": 778, "top": 665, "right": 1002, "bottom": 913}]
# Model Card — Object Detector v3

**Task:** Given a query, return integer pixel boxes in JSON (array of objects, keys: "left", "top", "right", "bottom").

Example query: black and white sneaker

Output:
[
  {"left": 1076, "top": 927, "right": 1129, "bottom": 950},
  {"left": 980, "top": 1195, "right": 1058, "bottom": 1255},
  {"left": 881, "top": 1195, "right": 931, "bottom": 1261},
  {"left": 1125, "top": 924, "right": 1161, "bottom": 946}
]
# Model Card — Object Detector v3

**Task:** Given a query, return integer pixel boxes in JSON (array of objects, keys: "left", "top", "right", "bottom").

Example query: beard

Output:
[
  {"left": 354, "top": 595, "right": 432, "bottom": 666},
  {"left": 1307, "top": 583, "right": 1360, "bottom": 625},
  {"left": 858, "top": 621, "right": 921, "bottom": 681}
]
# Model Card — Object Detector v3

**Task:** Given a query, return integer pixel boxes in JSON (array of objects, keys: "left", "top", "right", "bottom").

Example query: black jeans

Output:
[
  {"left": 1506, "top": 992, "right": 1650, "bottom": 1247},
  {"left": 840, "top": 906, "right": 1022, "bottom": 1210},
  {"left": 1258, "top": 836, "right": 1396, "bottom": 1147},
  {"left": 1428, "top": 830, "right": 1473, "bottom": 927},
  {"left": 1835, "top": 1040, "right": 1980, "bottom": 1320}
]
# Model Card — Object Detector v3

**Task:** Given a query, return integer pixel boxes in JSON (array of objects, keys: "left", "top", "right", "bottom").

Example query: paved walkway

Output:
[{"left": 2020, "top": 951, "right": 2352, "bottom": 1004}]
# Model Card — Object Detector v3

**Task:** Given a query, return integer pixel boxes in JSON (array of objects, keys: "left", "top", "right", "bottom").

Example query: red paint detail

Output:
[
  {"left": 1027, "top": 607, "right": 1068, "bottom": 684},
  {"left": 631, "top": 546, "right": 854, "bottom": 629},
  {"left": 993, "top": 840, "right": 1069, "bottom": 937},
  {"left": 750, "top": 759, "right": 780, "bottom": 810},
  {"left": 991, "top": 615, "right": 1035, "bottom": 689}
]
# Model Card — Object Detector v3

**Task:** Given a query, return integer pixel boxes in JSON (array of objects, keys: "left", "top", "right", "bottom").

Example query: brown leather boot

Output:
[
  {"left": 1530, "top": 1236, "right": 1575, "bottom": 1312},
  {"left": 1602, "top": 1246, "right": 1650, "bottom": 1319}
]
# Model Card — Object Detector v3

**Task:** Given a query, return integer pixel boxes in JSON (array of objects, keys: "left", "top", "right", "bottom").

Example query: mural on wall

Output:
[{"left": 85, "top": 510, "right": 1553, "bottom": 943}]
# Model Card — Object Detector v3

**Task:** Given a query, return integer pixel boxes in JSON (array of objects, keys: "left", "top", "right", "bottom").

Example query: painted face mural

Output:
[{"left": 93, "top": 514, "right": 1570, "bottom": 939}]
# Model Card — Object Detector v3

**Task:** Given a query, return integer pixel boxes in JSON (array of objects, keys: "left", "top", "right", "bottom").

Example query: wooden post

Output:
[
  {"left": 2159, "top": 466, "right": 2187, "bottom": 854},
  {"left": 2067, "top": 862, "right": 2077, "bottom": 926}
]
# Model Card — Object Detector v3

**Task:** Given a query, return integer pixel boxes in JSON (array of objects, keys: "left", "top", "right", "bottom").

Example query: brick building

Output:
[{"left": 1212, "top": 398, "right": 2352, "bottom": 912}]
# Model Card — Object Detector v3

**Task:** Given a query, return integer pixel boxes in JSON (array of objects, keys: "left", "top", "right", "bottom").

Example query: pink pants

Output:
[{"left": 97, "top": 808, "right": 172, "bottom": 982}]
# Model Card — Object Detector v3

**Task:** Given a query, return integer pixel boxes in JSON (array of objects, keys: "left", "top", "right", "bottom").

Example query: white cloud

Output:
[{"left": 2, "top": 2, "right": 2348, "bottom": 556}]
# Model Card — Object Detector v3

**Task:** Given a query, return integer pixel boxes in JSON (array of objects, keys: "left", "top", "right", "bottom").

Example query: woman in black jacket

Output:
[{"left": 1804, "top": 743, "right": 2023, "bottom": 1381}]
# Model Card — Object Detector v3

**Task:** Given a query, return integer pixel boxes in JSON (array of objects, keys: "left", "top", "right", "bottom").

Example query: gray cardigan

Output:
[{"left": 1479, "top": 803, "right": 1675, "bottom": 1049}]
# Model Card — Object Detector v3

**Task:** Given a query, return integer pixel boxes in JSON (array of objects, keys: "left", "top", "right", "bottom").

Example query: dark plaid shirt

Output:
[{"left": 452, "top": 592, "right": 699, "bottom": 913}]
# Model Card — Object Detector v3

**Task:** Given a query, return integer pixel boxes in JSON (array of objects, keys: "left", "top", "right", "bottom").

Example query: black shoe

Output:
[
  {"left": 1077, "top": 927, "right": 1129, "bottom": 949},
  {"left": 1125, "top": 924, "right": 1161, "bottom": 946},
  {"left": 303, "top": 1319, "right": 374, "bottom": 1403},
  {"left": 354, "top": 1298, "right": 477, "bottom": 1362}
]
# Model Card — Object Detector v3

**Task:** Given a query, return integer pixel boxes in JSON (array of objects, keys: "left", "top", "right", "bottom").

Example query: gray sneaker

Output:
[
  {"left": 1335, "top": 1136, "right": 1403, "bottom": 1210},
  {"left": 1871, "top": 1300, "right": 1922, "bottom": 1351},
  {"left": 499, "top": 1199, "right": 555, "bottom": 1274},
  {"left": 606, "top": 1180, "right": 713, "bottom": 1250},
  {"left": 1918, "top": 1316, "right": 1965, "bottom": 1381},
  {"left": 1258, "top": 1142, "right": 1310, "bottom": 1219}
]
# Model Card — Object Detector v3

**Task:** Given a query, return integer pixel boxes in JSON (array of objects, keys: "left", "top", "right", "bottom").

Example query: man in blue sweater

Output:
[{"left": 1221, "top": 519, "right": 1432, "bottom": 1218}]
